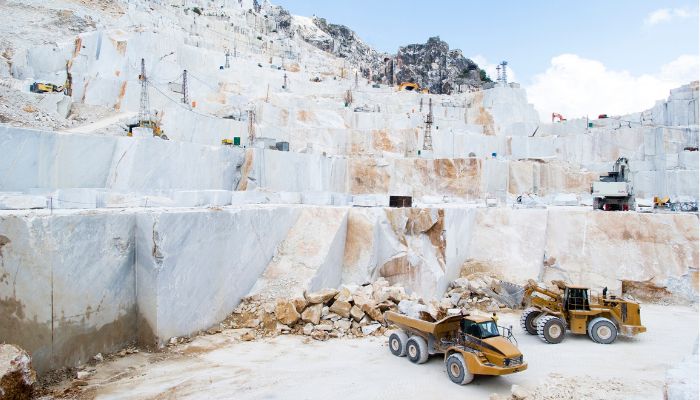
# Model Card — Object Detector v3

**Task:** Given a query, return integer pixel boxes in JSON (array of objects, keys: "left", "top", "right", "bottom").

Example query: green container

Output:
[
  {"left": 588, "top": 122, "right": 593, "bottom": 128},
  {"left": 233, "top": 137, "right": 241, "bottom": 146}
]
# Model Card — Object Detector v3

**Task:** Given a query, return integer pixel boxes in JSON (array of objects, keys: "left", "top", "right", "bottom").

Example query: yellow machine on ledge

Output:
[
  {"left": 127, "top": 119, "right": 168, "bottom": 140},
  {"left": 519, "top": 279, "right": 646, "bottom": 344},
  {"left": 397, "top": 82, "right": 419, "bottom": 91},
  {"left": 385, "top": 311, "right": 527, "bottom": 385},
  {"left": 30, "top": 82, "right": 68, "bottom": 94},
  {"left": 397, "top": 82, "right": 428, "bottom": 93}
]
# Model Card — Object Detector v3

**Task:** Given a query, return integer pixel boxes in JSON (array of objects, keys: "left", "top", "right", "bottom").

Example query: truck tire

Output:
[
  {"left": 445, "top": 353, "right": 474, "bottom": 385},
  {"left": 520, "top": 308, "right": 541, "bottom": 335},
  {"left": 388, "top": 330, "right": 409, "bottom": 357},
  {"left": 406, "top": 336, "right": 429, "bottom": 364},
  {"left": 537, "top": 315, "right": 566, "bottom": 344},
  {"left": 587, "top": 317, "right": 618, "bottom": 344}
]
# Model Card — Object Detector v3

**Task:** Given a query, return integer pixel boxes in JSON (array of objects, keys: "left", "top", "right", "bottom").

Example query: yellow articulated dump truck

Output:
[{"left": 385, "top": 311, "right": 527, "bottom": 385}]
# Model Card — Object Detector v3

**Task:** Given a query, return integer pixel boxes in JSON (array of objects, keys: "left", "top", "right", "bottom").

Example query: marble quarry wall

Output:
[
  {"left": 5, "top": 124, "right": 695, "bottom": 206},
  {"left": 0, "top": 211, "right": 137, "bottom": 373},
  {"left": 0, "top": 126, "right": 244, "bottom": 194},
  {"left": 1, "top": 205, "right": 696, "bottom": 372}
]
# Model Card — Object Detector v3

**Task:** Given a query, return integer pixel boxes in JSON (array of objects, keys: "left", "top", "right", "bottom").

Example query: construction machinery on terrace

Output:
[
  {"left": 385, "top": 311, "right": 527, "bottom": 385},
  {"left": 126, "top": 117, "right": 168, "bottom": 140},
  {"left": 397, "top": 82, "right": 429, "bottom": 93},
  {"left": 551, "top": 112, "right": 566, "bottom": 122},
  {"left": 592, "top": 156, "right": 634, "bottom": 211},
  {"left": 30, "top": 81, "right": 69, "bottom": 94},
  {"left": 519, "top": 279, "right": 646, "bottom": 345}
]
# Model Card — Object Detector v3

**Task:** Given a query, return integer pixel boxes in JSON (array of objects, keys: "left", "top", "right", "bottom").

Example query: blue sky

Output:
[{"left": 275, "top": 0, "right": 699, "bottom": 118}]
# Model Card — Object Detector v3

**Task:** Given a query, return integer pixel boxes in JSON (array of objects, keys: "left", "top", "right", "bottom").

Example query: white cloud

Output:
[
  {"left": 644, "top": 8, "right": 696, "bottom": 26},
  {"left": 525, "top": 53, "right": 699, "bottom": 121},
  {"left": 471, "top": 54, "right": 518, "bottom": 83}
]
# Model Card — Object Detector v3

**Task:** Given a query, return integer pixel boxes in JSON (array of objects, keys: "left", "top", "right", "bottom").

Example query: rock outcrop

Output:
[
  {"left": 279, "top": 11, "right": 484, "bottom": 92},
  {"left": 0, "top": 344, "right": 36, "bottom": 400},
  {"left": 394, "top": 36, "right": 482, "bottom": 94}
]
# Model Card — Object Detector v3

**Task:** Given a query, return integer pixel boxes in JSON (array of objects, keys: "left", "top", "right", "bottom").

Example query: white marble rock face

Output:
[
  {"left": 0, "top": 0, "right": 697, "bottom": 376},
  {"left": 0, "top": 212, "right": 137, "bottom": 373}
]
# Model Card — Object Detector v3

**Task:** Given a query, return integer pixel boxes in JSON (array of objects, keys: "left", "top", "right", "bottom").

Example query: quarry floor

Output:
[{"left": 48, "top": 304, "right": 698, "bottom": 400}]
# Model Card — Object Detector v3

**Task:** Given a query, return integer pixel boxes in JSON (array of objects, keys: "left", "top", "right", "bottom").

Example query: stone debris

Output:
[
  {"left": 621, "top": 278, "right": 675, "bottom": 303},
  {"left": 72, "top": 379, "right": 88, "bottom": 387},
  {"left": 225, "top": 274, "right": 513, "bottom": 342},
  {"left": 227, "top": 279, "right": 401, "bottom": 341},
  {"left": 329, "top": 300, "right": 352, "bottom": 318},
  {"left": 0, "top": 344, "right": 36, "bottom": 400},
  {"left": 75, "top": 370, "right": 92, "bottom": 380},
  {"left": 303, "top": 288, "right": 338, "bottom": 304},
  {"left": 275, "top": 299, "right": 301, "bottom": 326},
  {"left": 510, "top": 384, "right": 530, "bottom": 400},
  {"left": 301, "top": 303, "right": 323, "bottom": 325}
]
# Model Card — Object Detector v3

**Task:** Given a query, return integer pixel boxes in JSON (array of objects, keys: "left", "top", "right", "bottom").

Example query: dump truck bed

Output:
[{"left": 385, "top": 311, "right": 463, "bottom": 336}]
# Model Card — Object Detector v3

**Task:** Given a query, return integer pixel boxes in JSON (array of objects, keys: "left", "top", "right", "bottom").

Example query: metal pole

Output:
[
  {"left": 138, "top": 58, "right": 151, "bottom": 125},
  {"left": 182, "top": 69, "right": 189, "bottom": 104}
]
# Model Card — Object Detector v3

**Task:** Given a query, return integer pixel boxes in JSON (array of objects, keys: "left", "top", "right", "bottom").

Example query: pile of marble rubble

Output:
[{"left": 224, "top": 274, "right": 518, "bottom": 342}]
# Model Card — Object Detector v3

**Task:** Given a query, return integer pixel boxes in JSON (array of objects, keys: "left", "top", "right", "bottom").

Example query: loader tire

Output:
[
  {"left": 388, "top": 330, "right": 409, "bottom": 357},
  {"left": 537, "top": 315, "right": 565, "bottom": 344},
  {"left": 587, "top": 317, "right": 618, "bottom": 344},
  {"left": 406, "top": 336, "right": 429, "bottom": 364},
  {"left": 520, "top": 308, "right": 541, "bottom": 335},
  {"left": 445, "top": 353, "right": 474, "bottom": 385}
]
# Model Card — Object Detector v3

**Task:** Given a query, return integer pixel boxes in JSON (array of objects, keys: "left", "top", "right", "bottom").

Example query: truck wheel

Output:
[
  {"left": 537, "top": 316, "right": 566, "bottom": 344},
  {"left": 520, "top": 308, "right": 541, "bottom": 335},
  {"left": 406, "top": 336, "right": 429, "bottom": 364},
  {"left": 445, "top": 353, "right": 474, "bottom": 385},
  {"left": 587, "top": 317, "right": 618, "bottom": 344},
  {"left": 388, "top": 330, "right": 409, "bottom": 357}
]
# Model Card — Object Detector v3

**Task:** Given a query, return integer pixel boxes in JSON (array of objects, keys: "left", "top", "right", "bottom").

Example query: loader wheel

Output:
[
  {"left": 406, "top": 336, "right": 429, "bottom": 364},
  {"left": 537, "top": 315, "right": 566, "bottom": 344},
  {"left": 388, "top": 330, "right": 409, "bottom": 357},
  {"left": 587, "top": 317, "right": 618, "bottom": 344},
  {"left": 445, "top": 353, "right": 474, "bottom": 385},
  {"left": 520, "top": 308, "right": 541, "bottom": 335}
]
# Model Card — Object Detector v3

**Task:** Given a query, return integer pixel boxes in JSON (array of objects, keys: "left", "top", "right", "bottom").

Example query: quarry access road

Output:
[
  {"left": 59, "top": 304, "right": 697, "bottom": 399},
  {"left": 60, "top": 112, "right": 136, "bottom": 134}
]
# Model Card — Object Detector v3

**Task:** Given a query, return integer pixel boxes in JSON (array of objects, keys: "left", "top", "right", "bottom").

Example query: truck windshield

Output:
[
  {"left": 476, "top": 321, "right": 500, "bottom": 339},
  {"left": 464, "top": 320, "right": 500, "bottom": 339}
]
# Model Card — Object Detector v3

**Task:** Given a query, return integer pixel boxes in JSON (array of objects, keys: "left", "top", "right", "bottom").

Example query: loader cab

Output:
[{"left": 564, "top": 286, "right": 590, "bottom": 311}]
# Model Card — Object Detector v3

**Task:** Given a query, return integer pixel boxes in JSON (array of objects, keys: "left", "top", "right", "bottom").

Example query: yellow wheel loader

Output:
[
  {"left": 397, "top": 82, "right": 420, "bottom": 92},
  {"left": 385, "top": 311, "right": 527, "bottom": 385},
  {"left": 519, "top": 280, "right": 646, "bottom": 344},
  {"left": 30, "top": 82, "right": 65, "bottom": 94}
]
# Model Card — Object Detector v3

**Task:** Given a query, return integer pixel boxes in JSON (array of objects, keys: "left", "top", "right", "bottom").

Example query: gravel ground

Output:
[{"left": 45, "top": 304, "right": 698, "bottom": 400}]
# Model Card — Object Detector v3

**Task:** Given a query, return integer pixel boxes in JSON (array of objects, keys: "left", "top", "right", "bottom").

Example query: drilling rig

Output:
[{"left": 591, "top": 157, "right": 634, "bottom": 211}]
